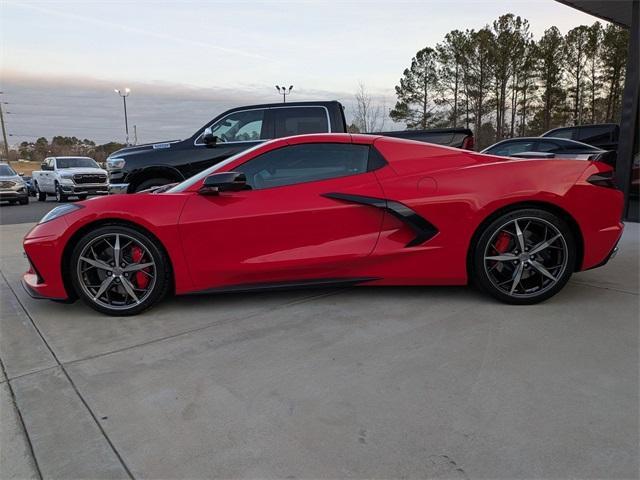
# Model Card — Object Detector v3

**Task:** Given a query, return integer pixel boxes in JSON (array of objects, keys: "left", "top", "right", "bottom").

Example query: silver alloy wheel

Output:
[
  {"left": 483, "top": 217, "right": 568, "bottom": 298},
  {"left": 76, "top": 233, "right": 157, "bottom": 310}
]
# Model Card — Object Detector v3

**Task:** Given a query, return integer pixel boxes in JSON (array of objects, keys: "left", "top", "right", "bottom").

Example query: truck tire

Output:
[
  {"left": 134, "top": 178, "right": 172, "bottom": 192},
  {"left": 35, "top": 183, "right": 46, "bottom": 202},
  {"left": 55, "top": 183, "right": 68, "bottom": 203},
  {"left": 19, "top": 197, "right": 29, "bottom": 205}
]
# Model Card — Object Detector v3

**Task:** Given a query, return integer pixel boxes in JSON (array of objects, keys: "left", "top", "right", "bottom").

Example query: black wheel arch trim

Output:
[{"left": 322, "top": 192, "right": 438, "bottom": 247}]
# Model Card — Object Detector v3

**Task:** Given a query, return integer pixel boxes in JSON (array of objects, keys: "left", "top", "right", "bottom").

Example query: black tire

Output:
[
  {"left": 35, "top": 183, "right": 47, "bottom": 202},
  {"left": 55, "top": 183, "right": 68, "bottom": 203},
  {"left": 134, "top": 178, "right": 172, "bottom": 192},
  {"left": 70, "top": 224, "right": 171, "bottom": 316},
  {"left": 78, "top": 195, "right": 88, "bottom": 201},
  {"left": 19, "top": 197, "right": 28, "bottom": 205},
  {"left": 472, "top": 208, "right": 575, "bottom": 305}
]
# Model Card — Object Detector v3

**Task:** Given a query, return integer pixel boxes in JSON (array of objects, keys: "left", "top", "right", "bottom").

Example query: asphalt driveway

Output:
[{"left": 1, "top": 220, "right": 638, "bottom": 479}]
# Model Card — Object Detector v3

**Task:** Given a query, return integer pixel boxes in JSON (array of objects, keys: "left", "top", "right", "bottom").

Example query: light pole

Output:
[
  {"left": 275, "top": 85, "right": 293, "bottom": 103},
  {"left": 0, "top": 92, "right": 9, "bottom": 161},
  {"left": 114, "top": 88, "right": 131, "bottom": 145}
]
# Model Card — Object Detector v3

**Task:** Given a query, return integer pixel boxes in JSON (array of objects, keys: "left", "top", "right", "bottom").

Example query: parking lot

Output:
[{"left": 1, "top": 199, "right": 638, "bottom": 479}]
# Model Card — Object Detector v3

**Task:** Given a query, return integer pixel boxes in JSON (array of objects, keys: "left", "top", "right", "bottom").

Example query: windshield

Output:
[
  {"left": 0, "top": 164, "right": 17, "bottom": 176},
  {"left": 56, "top": 157, "right": 99, "bottom": 169},
  {"left": 167, "top": 142, "right": 266, "bottom": 193}
]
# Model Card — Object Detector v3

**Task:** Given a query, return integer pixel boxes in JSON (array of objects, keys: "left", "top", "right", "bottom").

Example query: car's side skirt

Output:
[{"left": 187, "top": 277, "right": 379, "bottom": 296}]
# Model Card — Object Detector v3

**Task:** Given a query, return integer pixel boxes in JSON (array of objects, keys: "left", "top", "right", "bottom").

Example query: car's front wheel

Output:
[
  {"left": 70, "top": 225, "right": 171, "bottom": 315},
  {"left": 35, "top": 183, "right": 46, "bottom": 202},
  {"left": 472, "top": 208, "right": 575, "bottom": 304},
  {"left": 55, "top": 183, "right": 68, "bottom": 203}
]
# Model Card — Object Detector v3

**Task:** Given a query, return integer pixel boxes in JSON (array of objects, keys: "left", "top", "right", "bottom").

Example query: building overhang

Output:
[{"left": 555, "top": 0, "right": 632, "bottom": 27}]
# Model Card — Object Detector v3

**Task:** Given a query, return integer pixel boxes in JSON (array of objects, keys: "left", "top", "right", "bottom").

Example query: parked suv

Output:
[
  {"left": 0, "top": 162, "right": 29, "bottom": 205},
  {"left": 542, "top": 123, "right": 619, "bottom": 151},
  {"left": 32, "top": 156, "right": 109, "bottom": 202}
]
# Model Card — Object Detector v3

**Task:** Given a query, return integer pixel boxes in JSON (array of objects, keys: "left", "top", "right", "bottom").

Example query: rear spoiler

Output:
[
  {"left": 510, "top": 150, "right": 617, "bottom": 167},
  {"left": 510, "top": 152, "right": 555, "bottom": 159}
]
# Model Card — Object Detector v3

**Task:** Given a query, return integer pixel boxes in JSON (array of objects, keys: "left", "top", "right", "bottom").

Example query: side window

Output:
[
  {"left": 203, "top": 109, "right": 266, "bottom": 143},
  {"left": 577, "top": 125, "right": 613, "bottom": 145},
  {"left": 47, "top": 159, "right": 55, "bottom": 170},
  {"left": 535, "top": 141, "right": 562, "bottom": 153},
  {"left": 274, "top": 107, "right": 329, "bottom": 138},
  {"left": 488, "top": 141, "right": 535, "bottom": 156},
  {"left": 548, "top": 128, "right": 575, "bottom": 139},
  {"left": 236, "top": 143, "right": 369, "bottom": 190}
]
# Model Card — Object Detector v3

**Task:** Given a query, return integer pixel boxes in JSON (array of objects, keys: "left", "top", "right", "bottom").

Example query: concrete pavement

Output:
[{"left": 1, "top": 221, "right": 638, "bottom": 479}]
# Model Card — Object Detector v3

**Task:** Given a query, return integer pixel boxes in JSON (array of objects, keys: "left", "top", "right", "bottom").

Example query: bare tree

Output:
[{"left": 353, "top": 83, "right": 386, "bottom": 133}]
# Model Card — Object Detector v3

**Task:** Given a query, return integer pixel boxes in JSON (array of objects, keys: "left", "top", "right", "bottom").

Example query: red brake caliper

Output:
[
  {"left": 494, "top": 231, "right": 511, "bottom": 253},
  {"left": 131, "top": 246, "right": 150, "bottom": 289}
]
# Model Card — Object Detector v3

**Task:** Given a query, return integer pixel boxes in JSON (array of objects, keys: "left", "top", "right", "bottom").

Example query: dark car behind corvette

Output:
[{"left": 481, "top": 137, "right": 615, "bottom": 165}]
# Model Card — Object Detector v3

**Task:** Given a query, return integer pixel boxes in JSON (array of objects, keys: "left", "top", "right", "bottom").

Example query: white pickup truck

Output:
[{"left": 32, "top": 156, "right": 109, "bottom": 202}]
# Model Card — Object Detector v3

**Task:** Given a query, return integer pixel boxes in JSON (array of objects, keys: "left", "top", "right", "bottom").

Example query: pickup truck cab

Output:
[
  {"left": 108, "top": 101, "right": 346, "bottom": 192},
  {"left": 32, "top": 156, "right": 109, "bottom": 202},
  {"left": 107, "top": 100, "right": 474, "bottom": 193}
]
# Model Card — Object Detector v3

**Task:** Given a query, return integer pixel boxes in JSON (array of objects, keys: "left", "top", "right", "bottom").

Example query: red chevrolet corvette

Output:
[{"left": 22, "top": 134, "right": 623, "bottom": 316}]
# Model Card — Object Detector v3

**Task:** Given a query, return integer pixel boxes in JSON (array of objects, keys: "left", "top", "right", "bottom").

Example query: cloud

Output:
[{"left": 1, "top": 70, "right": 373, "bottom": 145}]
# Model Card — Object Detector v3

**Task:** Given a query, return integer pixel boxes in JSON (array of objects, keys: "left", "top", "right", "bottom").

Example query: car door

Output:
[
  {"left": 185, "top": 108, "right": 275, "bottom": 177},
  {"left": 178, "top": 141, "right": 385, "bottom": 291},
  {"left": 43, "top": 158, "right": 54, "bottom": 191}
]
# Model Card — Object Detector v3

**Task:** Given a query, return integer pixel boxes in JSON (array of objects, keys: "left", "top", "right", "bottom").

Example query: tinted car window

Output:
[
  {"left": 0, "top": 164, "right": 16, "bottom": 176},
  {"left": 274, "top": 107, "right": 329, "bottom": 138},
  {"left": 577, "top": 125, "right": 614, "bottom": 145},
  {"left": 558, "top": 139, "right": 598, "bottom": 151},
  {"left": 236, "top": 143, "right": 369, "bottom": 190},
  {"left": 547, "top": 128, "right": 575, "bottom": 139},
  {"left": 486, "top": 140, "right": 536, "bottom": 156},
  {"left": 535, "top": 141, "right": 562, "bottom": 153},
  {"left": 56, "top": 157, "right": 99, "bottom": 168},
  {"left": 206, "top": 109, "right": 266, "bottom": 143}
]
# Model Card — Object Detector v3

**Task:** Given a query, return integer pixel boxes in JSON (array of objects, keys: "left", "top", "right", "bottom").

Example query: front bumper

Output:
[
  {"left": 59, "top": 183, "right": 109, "bottom": 196},
  {"left": 0, "top": 189, "right": 28, "bottom": 200},
  {"left": 109, "top": 183, "right": 130, "bottom": 194},
  {"left": 22, "top": 224, "right": 70, "bottom": 300}
]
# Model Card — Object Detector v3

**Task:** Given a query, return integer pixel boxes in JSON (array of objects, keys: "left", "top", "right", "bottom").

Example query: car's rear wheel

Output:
[
  {"left": 70, "top": 225, "right": 171, "bottom": 315},
  {"left": 472, "top": 208, "right": 575, "bottom": 304}
]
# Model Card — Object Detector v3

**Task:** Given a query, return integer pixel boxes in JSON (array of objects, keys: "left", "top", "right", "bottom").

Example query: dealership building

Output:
[{"left": 558, "top": 0, "right": 639, "bottom": 221}]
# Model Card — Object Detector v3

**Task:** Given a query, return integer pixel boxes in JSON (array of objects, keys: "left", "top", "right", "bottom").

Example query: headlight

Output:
[
  {"left": 39, "top": 204, "right": 84, "bottom": 224},
  {"left": 59, "top": 173, "right": 75, "bottom": 180},
  {"left": 107, "top": 158, "right": 126, "bottom": 170}
]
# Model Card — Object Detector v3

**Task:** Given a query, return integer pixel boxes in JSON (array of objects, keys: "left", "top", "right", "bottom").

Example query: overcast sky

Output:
[{"left": 1, "top": 0, "right": 601, "bottom": 145}]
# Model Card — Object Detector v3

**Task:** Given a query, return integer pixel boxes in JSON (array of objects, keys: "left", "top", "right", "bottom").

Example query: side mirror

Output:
[
  {"left": 202, "top": 127, "right": 218, "bottom": 148},
  {"left": 41, "top": 162, "right": 48, "bottom": 170},
  {"left": 18, "top": 173, "right": 24, "bottom": 177},
  {"left": 198, "top": 172, "right": 247, "bottom": 195}
]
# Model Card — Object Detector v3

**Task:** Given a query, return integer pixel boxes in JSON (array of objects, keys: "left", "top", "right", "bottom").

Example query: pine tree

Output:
[{"left": 390, "top": 47, "right": 439, "bottom": 129}]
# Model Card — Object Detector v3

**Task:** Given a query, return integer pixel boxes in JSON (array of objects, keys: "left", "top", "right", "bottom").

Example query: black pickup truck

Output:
[{"left": 107, "top": 101, "right": 473, "bottom": 192}]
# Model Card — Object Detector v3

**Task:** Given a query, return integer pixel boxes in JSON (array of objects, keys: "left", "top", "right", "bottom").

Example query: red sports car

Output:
[{"left": 22, "top": 134, "right": 624, "bottom": 316}]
